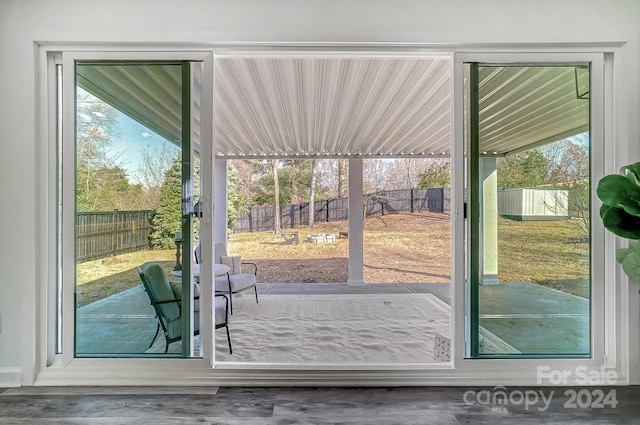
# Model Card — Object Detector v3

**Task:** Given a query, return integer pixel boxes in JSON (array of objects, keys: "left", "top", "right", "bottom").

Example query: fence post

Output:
[
  {"left": 411, "top": 188, "right": 414, "bottom": 213},
  {"left": 235, "top": 186, "right": 457, "bottom": 233}
]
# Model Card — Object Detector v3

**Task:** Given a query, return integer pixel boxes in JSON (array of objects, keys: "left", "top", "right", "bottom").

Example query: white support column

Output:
[
  {"left": 214, "top": 158, "right": 228, "bottom": 248},
  {"left": 348, "top": 158, "right": 365, "bottom": 286},
  {"left": 480, "top": 157, "right": 499, "bottom": 285}
]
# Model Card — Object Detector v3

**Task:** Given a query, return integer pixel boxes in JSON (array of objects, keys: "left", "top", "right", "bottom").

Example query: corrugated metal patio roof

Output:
[{"left": 76, "top": 56, "right": 589, "bottom": 158}]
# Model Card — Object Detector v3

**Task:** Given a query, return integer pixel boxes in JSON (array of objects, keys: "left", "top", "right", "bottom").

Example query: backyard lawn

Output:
[{"left": 75, "top": 212, "right": 590, "bottom": 307}]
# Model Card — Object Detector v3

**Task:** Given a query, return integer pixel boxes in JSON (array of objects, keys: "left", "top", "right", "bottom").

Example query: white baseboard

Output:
[
  {"left": 30, "top": 361, "right": 631, "bottom": 387},
  {"left": 0, "top": 368, "right": 22, "bottom": 387}
]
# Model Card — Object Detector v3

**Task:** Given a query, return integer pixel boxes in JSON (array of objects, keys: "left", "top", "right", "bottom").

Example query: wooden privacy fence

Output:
[
  {"left": 76, "top": 210, "right": 153, "bottom": 263},
  {"left": 234, "top": 187, "right": 450, "bottom": 233}
]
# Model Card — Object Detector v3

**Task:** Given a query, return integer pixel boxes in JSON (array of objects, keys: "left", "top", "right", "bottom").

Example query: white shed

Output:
[{"left": 498, "top": 188, "right": 569, "bottom": 221}]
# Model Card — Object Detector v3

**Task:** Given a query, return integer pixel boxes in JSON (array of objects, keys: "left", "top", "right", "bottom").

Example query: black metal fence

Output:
[
  {"left": 234, "top": 187, "right": 450, "bottom": 233},
  {"left": 75, "top": 188, "right": 450, "bottom": 261},
  {"left": 76, "top": 210, "right": 153, "bottom": 263}
]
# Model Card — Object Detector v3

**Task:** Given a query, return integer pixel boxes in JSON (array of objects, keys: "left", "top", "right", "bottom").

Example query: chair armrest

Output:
[
  {"left": 155, "top": 298, "right": 181, "bottom": 305},
  {"left": 241, "top": 261, "right": 258, "bottom": 275},
  {"left": 164, "top": 296, "right": 200, "bottom": 304}
]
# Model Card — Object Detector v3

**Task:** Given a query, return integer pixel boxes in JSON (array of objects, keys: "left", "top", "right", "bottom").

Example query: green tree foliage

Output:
[
  {"left": 417, "top": 159, "right": 451, "bottom": 189},
  {"left": 148, "top": 155, "right": 201, "bottom": 249},
  {"left": 497, "top": 148, "right": 548, "bottom": 188},
  {"left": 148, "top": 156, "right": 183, "bottom": 249},
  {"left": 77, "top": 165, "right": 145, "bottom": 211},
  {"left": 252, "top": 161, "right": 300, "bottom": 205},
  {"left": 227, "top": 164, "right": 248, "bottom": 231},
  {"left": 252, "top": 159, "right": 328, "bottom": 206}
]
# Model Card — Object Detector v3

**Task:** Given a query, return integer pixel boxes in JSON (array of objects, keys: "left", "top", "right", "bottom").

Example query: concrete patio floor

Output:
[
  {"left": 75, "top": 280, "right": 589, "bottom": 358},
  {"left": 479, "top": 281, "right": 589, "bottom": 355},
  {"left": 75, "top": 282, "right": 451, "bottom": 355}
]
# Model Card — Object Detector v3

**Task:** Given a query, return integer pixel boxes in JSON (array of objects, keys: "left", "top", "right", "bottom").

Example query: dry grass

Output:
[
  {"left": 227, "top": 212, "right": 451, "bottom": 284},
  {"left": 75, "top": 212, "right": 589, "bottom": 306},
  {"left": 362, "top": 213, "right": 451, "bottom": 283},
  {"left": 497, "top": 217, "right": 589, "bottom": 297},
  {"left": 76, "top": 250, "right": 176, "bottom": 307}
]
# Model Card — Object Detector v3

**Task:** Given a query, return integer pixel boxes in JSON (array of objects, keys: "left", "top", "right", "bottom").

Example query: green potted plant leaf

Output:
[{"left": 597, "top": 162, "right": 640, "bottom": 282}]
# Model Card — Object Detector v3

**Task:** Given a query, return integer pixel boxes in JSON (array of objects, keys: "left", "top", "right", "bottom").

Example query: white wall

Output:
[{"left": 1, "top": 0, "right": 639, "bottom": 385}]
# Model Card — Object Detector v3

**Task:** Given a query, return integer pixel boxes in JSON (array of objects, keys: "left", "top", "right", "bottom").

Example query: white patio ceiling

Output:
[
  {"left": 77, "top": 63, "right": 185, "bottom": 144},
  {"left": 76, "top": 56, "right": 590, "bottom": 158},
  {"left": 214, "top": 56, "right": 452, "bottom": 158}
]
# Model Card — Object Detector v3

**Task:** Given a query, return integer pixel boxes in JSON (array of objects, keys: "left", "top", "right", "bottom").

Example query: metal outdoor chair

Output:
[
  {"left": 195, "top": 244, "right": 258, "bottom": 315},
  {"left": 137, "top": 262, "right": 232, "bottom": 353},
  {"left": 214, "top": 243, "right": 259, "bottom": 315}
]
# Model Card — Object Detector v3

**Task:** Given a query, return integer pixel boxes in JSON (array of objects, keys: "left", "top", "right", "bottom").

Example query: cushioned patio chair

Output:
[
  {"left": 214, "top": 294, "right": 232, "bottom": 354},
  {"left": 214, "top": 243, "right": 258, "bottom": 315},
  {"left": 138, "top": 262, "right": 232, "bottom": 353}
]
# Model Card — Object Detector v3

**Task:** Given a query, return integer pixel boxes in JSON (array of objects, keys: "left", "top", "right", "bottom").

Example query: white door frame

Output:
[
  {"left": 33, "top": 43, "right": 629, "bottom": 386},
  {"left": 452, "top": 51, "right": 621, "bottom": 379},
  {"left": 55, "top": 50, "right": 215, "bottom": 371}
]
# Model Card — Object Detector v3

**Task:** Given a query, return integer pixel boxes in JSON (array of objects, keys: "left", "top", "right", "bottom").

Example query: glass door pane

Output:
[
  {"left": 467, "top": 63, "right": 591, "bottom": 357},
  {"left": 73, "top": 61, "right": 202, "bottom": 357}
]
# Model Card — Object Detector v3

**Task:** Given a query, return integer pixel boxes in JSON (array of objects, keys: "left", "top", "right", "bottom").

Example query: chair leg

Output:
[
  {"left": 149, "top": 322, "right": 161, "bottom": 349},
  {"left": 228, "top": 292, "right": 233, "bottom": 315},
  {"left": 254, "top": 286, "right": 259, "bottom": 304},
  {"left": 225, "top": 325, "right": 232, "bottom": 354}
]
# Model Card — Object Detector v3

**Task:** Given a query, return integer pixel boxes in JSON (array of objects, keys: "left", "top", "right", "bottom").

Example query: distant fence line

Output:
[
  {"left": 76, "top": 210, "right": 153, "bottom": 263},
  {"left": 75, "top": 188, "right": 450, "bottom": 261},
  {"left": 234, "top": 187, "right": 450, "bottom": 233}
]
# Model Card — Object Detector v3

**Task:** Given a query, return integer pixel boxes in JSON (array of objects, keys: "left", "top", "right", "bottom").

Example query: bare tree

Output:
[
  {"left": 337, "top": 159, "right": 348, "bottom": 197},
  {"left": 540, "top": 136, "right": 590, "bottom": 237},
  {"left": 229, "top": 159, "right": 261, "bottom": 202},
  {"left": 136, "top": 143, "right": 178, "bottom": 208},
  {"left": 316, "top": 159, "right": 340, "bottom": 198},
  {"left": 363, "top": 159, "right": 392, "bottom": 193},
  {"left": 272, "top": 159, "right": 281, "bottom": 232},
  {"left": 541, "top": 137, "right": 589, "bottom": 186},
  {"left": 308, "top": 159, "right": 319, "bottom": 228},
  {"left": 384, "top": 158, "right": 432, "bottom": 189}
]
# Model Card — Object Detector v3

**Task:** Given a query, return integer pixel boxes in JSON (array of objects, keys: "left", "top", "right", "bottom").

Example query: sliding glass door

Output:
[
  {"left": 464, "top": 59, "right": 600, "bottom": 358},
  {"left": 66, "top": 60, "right": 203, "bottom": 358}
]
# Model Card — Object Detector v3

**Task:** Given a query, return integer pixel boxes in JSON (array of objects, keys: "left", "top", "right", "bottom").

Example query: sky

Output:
[
  {"left": 109, "top": 107, "right": 179, "bottom": 185},
  {"left": 78, "top": 86, "right": 179, "bottom": 185}
]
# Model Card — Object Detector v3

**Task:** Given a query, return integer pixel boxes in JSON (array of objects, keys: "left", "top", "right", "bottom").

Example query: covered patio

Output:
[
  {"left": 72, "top": 54, "right": 592, "bottom": 362},
  {"left": 77, "top": 56, "right": 589, "bottom": 286},
  {"left": 76, "top": 279, "right": 588, "bottom": 361}
]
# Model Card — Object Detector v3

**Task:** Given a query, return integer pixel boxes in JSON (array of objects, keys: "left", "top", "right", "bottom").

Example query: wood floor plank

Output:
[{"left": 0, "top": 386, "right": 637, "bottom": 424}]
